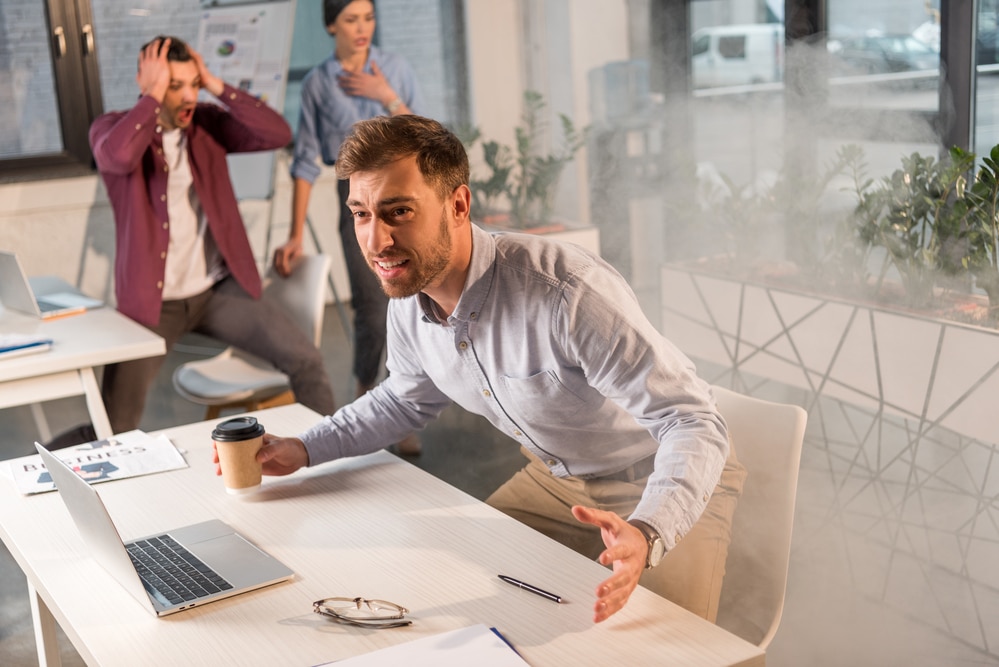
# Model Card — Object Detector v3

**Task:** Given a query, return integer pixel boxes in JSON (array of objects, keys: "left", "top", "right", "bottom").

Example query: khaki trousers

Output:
[{"left": 486, "top": 442, "right": 746, "bottom": 622}]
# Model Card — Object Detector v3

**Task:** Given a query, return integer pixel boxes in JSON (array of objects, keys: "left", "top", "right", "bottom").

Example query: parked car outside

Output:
[
  {"left": 978, "top": 28, "right": 999, "bottom": 66},
  {"left": 828, "top": 34, "right": 939, "bottom": 75},
  {"left": 691, "top": 23, "right": 784, "bottom": 88}
]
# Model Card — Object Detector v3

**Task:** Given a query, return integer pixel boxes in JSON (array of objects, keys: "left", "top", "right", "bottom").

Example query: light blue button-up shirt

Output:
[
  {"left": 290, "top": 46, "right": 424, "bottom": 184},
  {"left": 299, "top": 224, "right": 729, "bottom": 547}
]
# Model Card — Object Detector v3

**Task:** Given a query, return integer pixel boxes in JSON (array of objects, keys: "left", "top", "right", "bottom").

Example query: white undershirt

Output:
[{"left": 160, "top": 128, "right": 222, "bottom": 300}]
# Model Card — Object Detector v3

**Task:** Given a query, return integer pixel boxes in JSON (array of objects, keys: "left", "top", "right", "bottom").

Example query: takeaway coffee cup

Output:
[{"left": 212, "top": 416, "right": 266, "bottom": 495}]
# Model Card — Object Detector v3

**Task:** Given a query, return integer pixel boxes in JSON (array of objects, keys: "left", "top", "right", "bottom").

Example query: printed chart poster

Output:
[
  {"left": 5, "top": 431, "right": 188, "bottom": 495},
  {"left": 197, "top": 10, "right": 262, "bottom": 88}
]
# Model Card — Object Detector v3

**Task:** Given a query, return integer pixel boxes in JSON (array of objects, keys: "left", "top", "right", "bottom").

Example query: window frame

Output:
[{"left": 0, "top": 0, "right": 104, "bottom": 183}]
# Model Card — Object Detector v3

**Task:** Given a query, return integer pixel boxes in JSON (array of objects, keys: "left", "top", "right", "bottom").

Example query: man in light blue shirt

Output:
[{"left": 255, "top": 115, "right": 745, "bottom": 624}]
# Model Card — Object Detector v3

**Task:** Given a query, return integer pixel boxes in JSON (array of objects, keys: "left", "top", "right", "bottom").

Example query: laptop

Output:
[
  {"left": 34, "top": 442, "right": 294, "bottom": 617},
  {"left": 0, "top": 251, "right": 102, "bottom": 319}
]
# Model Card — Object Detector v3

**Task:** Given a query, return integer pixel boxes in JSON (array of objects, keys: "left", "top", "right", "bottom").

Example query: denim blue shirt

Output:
[
  {"left": 299, "top": 225, "right": 729, "bottom": 547},
  {"left": 290, "top": 46, "right": 424, "bottom": 184}
]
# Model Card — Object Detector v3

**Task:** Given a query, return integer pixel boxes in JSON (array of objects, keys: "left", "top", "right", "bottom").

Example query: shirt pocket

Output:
[{"left": 499, "top": 369, "right": 590, "bottom": 421}]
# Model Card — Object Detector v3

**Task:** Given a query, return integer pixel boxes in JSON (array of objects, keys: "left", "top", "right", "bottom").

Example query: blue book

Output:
[{"left": 0, "top": 333, "right": 53, "bottom": 359}]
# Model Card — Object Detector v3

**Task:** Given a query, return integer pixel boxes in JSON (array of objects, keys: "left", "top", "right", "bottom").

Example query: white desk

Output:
[
  {"left": 0, "top": 306, "right": 165, "bottom": 440},
  {"left": 0, "top": 404, "right": 765, "bottom": 667}
]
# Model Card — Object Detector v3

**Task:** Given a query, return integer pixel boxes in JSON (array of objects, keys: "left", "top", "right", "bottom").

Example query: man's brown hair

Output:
[{"left": 335, "top": 115, "right": 469, "bottom": 201}]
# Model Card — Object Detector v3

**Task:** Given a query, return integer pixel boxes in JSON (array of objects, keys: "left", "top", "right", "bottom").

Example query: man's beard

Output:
[{"left": 372, "top": 211, "right": 452, "bottom": 299}]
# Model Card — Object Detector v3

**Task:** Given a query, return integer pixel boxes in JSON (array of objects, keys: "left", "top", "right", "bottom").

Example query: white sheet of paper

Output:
[{"left": 318, "top": 624, "right": 529, "bottom": 667}]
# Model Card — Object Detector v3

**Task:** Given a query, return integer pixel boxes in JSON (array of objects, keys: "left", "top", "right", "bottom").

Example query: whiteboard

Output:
[{"left": 196, "top": 0, "right": 296, "bottom": 200}]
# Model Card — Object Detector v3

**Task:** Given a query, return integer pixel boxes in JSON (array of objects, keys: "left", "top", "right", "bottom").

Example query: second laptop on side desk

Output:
[{"left": 0, "top": 251, "right": 103, "bottom": 320}]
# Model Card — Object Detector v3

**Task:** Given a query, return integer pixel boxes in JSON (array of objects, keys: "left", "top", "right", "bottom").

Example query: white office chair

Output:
[
  {"left": 713, "top": 384, "right": 808, "bottom": 650},
  {"left": 172, "top": 254, "right": 331, "bottom": 420}
]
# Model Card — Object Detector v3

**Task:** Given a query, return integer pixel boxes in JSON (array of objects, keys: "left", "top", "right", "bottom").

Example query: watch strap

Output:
[{"left": 628, "top": 519, "right": 664, "bottom": 569}]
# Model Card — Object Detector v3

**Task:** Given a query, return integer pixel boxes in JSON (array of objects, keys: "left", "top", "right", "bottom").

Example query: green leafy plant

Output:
[
  {"left": 463, "top": 90, "right": 589, "bottom": 228},
  {"left": 848, "top": 146, "right": 977, "bottom": 308},
  {"left": 697, "top": 141, "right": 999, "bottom": 324},
  {"left": 949, "top": 144, "right": 999, "bottom": 316}
]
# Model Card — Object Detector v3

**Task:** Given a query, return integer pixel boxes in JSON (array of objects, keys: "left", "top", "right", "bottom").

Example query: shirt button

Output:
[
  {"left": 703, "top": 492, "right": 709, "bottom": 502},
  {"left": 156, "top": 148, "right": 163, "bottom": 155},
  {"left": 156, "top": 281, "right": 163, "bottom": 289},
  {"left": 162, "top": 222, "right": 168, "bottom": 229},
  {"left": 458, "top": 341, "right": 467, "bottom": 350},
  {"left": 160, "top": 194, "right": 166, "bottom": 201},
  {"left": 470, "top": 312, "right": 478, "bottom": 320},
  {"left": 154, "top": 107, "right": 160, "bottom": 114},
  {"left": 163, "top": 165, "right": 169, "bottom": 172},
  {"left": 482, "top": 389, "right": 491, "bottom": 398},
  {"left": 675, "top": 534, "right": 682, "bottom": 544},
  {"left": 160, "top": 251, "right": 167, "bottom": 260},
  {"left": 229, "top": 92, "right": 237, "bottom": 100},
  {"left": 155, "top": 126, "right": 162, "bottom": 133},
  {"left": 134, "top": 123, "right": 142, "bottom": 130},
  {"left": 546, "top": 459, "right": 556, "bottom": 467},
  {"left": 513, "top": 430, "right": 522, "bottom": 437}
]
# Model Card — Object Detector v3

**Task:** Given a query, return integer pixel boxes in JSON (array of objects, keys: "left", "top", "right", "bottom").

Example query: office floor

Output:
[{"left": 1, "top": 304, "right": 997, "bottom": 666}]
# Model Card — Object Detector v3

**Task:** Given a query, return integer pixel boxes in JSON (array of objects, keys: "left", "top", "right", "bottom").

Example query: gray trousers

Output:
[{"left": 102, "top": 276, "right": 336, "bottom": 433}]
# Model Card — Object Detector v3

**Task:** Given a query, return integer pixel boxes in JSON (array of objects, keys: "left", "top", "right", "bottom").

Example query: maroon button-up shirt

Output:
[{"left": 89, "top": 85, "right": 292, "bottom": 327}]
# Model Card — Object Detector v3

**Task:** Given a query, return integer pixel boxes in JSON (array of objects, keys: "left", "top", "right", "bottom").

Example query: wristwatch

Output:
[
  {"left": 385, "top": 97, "right": 403, "bottom": 114},
  {"left": 629, "top": 519, "right": 666, "bottom": 569}
]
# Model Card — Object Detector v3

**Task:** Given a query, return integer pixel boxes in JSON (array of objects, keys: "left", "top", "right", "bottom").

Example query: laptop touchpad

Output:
[{"left": 193, "top": 534, "right": 292, "bottom": 585}]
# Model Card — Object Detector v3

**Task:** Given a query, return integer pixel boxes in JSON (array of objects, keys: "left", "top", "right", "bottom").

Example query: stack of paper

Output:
[{"left": 0, "top": 333, "right": 53, "bottom": 359}]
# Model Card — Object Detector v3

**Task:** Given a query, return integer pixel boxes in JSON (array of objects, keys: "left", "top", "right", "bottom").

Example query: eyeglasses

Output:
[{"left": 313, "top": 597, "right": 412, "bottom": 628}]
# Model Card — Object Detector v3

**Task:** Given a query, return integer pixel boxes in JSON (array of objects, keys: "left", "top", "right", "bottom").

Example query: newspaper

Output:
[{"left": 5, "top": 430, "right": 189, "bottom": 495}]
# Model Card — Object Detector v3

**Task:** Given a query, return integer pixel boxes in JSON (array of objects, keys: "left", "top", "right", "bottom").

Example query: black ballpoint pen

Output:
[{"left": 498, "top": 574, "right": 563, "bottom": 603}]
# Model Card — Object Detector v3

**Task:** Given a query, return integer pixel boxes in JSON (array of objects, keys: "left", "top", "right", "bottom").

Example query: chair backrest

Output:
[
  {"left": 712, "top": 384, "right": 807, "bottom": 650},
  {"left": 259, "top": 254, "right": 331, "bottom": 347}
]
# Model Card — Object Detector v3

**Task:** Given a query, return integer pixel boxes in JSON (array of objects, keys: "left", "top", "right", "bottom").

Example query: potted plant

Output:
[
  {"left": 953, "top": 145, "right": 999, "bottom": 317},
  {"left": 461, "top": 90, "right": 589, "bottom": 230},
  {"left": 660, "top": 140, "right": 999, "bottom": 449},
  {"left": 692, "top": 141, "right": 999, "bottom": 324},
  {"left": 841, "top": 143, "right": 999, "bottom": 319}
]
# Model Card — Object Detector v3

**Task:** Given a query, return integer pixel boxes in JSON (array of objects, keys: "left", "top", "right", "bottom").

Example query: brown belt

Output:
[{"left": 597, "top": 454, "right": 656, "bottom": 482}]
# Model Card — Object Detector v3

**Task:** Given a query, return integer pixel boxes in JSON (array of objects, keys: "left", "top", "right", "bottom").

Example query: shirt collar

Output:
[
  {"left": 417, "top": 223, "right": 496, "bottom": 325},
  {"left": 332, "top": 44, "right": 384, "bottom": 74}
]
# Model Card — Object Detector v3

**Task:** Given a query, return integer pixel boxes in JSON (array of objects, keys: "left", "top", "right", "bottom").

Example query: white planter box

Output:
[{"left": 661, "top": 265, "right": 999, "bottom": 445}]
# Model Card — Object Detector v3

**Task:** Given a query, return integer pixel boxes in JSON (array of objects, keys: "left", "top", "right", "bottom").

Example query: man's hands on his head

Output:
[
  {"left": 571, "top": 505, "right": 649, "bottom": 623},
  {"left": 136, "top": 39, "right": 224, "bottom": 102},
  {"left": 212, "top": 433, "right": 309, "bottom": 477},
  {"left": 188, "top": 47, "right": 224, "bottom": 98},
  {"left": 136, "top": 37, "right": 171, "bottom": 101}
]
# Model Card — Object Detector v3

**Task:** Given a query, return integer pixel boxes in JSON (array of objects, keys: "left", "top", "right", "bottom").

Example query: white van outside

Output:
[{"left": 691, "top": 23, "right": 785, "bottom": 88}]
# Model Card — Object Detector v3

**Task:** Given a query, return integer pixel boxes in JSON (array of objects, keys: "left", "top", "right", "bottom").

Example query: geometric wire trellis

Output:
[{"left": 661, "top": 267, "right": 999, "bottom": 659}]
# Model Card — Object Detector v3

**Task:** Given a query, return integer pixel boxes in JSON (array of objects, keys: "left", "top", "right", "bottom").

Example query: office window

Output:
[
  {"left": 0, "top": 0, "right": 102, "bottom": 179},
  {"left": 975, "top": 3, "right": 999, "bottom": 157}
]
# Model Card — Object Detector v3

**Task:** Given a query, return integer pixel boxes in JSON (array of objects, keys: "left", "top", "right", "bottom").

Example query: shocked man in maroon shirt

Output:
[{"left": 79, "top": 36, "right": 336, "bottom": 438}]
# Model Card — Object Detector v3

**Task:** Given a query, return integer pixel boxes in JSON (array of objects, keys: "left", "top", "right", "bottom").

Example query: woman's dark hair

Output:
[{"left": 324, "top": 0, "right": 373, "bottom": 28}]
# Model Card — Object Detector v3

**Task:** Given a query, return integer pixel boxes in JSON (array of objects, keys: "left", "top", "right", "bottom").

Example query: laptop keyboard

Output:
[{"left": 126, "top": 534, "right": 233, "bottom": 605}]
